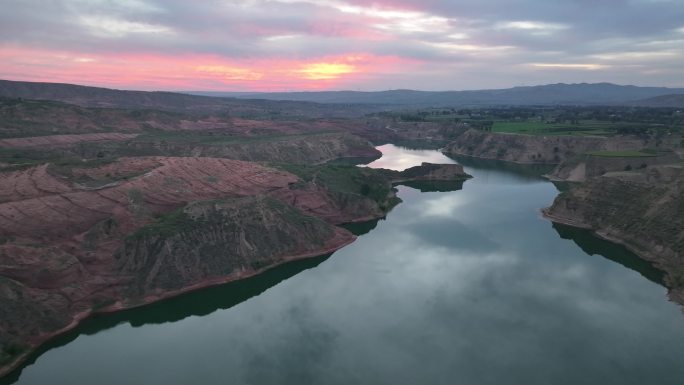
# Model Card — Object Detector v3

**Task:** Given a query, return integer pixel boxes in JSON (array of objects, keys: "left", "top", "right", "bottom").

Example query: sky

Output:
[{"left": 1, "top": 0, "right": 683, "bottom": 91}]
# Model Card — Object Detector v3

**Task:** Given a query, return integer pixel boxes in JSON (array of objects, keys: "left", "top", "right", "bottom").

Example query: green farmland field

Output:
[{"left": 491, "top": 120, "right": 633, "bottom": 136}]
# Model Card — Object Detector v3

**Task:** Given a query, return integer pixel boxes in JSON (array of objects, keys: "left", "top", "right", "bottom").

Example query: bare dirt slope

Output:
[
  {"left": 0, "top": 164, "right": 73, "bottom": 203},
  {"left": 0, "top": 157, "right": 297, "bottom": 240}
]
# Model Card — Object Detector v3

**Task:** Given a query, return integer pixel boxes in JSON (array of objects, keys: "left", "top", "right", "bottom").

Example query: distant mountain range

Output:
[
  {"left": 0, "top": 79, "right": 382, "bottom": 117},
  {"left": 190, "top": 83, "right": 684, "bottom": 107},
  {"left": 625, "top": 94, "right": 684, "bottom": 108},
  {"left": 1, "top": 79, "right": 683, "bottom": 110}
]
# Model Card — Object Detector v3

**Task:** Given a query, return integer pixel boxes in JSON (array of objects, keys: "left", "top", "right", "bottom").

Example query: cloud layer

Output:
[{"left": 1, "top": 0, "right": 683, "bottom": 90}]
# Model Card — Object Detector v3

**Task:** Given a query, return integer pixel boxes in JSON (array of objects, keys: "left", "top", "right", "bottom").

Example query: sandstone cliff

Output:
[
  {"left": 545, "top": 151, "right": 680, "bottom": 182},
  {"left": 443, "top": 129, "right": 644, "bottom": 164},
  {"left": 543, "top": 165, "right": 684, "bottom": 302}
]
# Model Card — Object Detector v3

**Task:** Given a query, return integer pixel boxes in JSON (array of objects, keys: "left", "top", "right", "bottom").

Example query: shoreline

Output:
[
  {"left": 1, "top": 156, "right": 450, "bottom": 380},
  {"left": 541, "top": 209, "right": 683, "bottom": 305},
  {"left": 441, "top": 149, "right": 560, "bottom": 165},
  {"left": 541, "top": 208, "right": 671, "bottom": 267},
  {"left": 0, "top": 231, "right": 357, "bottom": 379}
]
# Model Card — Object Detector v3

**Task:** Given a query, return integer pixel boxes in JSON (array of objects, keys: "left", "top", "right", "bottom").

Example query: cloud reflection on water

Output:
[{"left": 364, "top": 144, "right": 457, "bottom": 171}]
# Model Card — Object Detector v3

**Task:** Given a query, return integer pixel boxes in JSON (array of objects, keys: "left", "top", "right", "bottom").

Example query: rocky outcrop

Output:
[
  {"left": 394, "top": 162, "right": 471, "bottom": 182},
  {"left": 543, "top": 165, "right": 684, "bottom": 302},
  {"left": 443, "top": 129, "right": 644, "bottom": 164}
]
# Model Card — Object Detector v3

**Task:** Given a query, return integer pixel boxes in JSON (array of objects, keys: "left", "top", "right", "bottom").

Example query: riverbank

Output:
[
  {"left": 0, "top": 228, "right": 357, "bottom": 379},
  {"left": 7, "top": 144, "right": 684, "bottom": 385},
  {"left": 542, "top": 165, "right": 684, "bottom": 304},
  {"left": 0, "top": 159, "right": 471, "bottom": 380}
]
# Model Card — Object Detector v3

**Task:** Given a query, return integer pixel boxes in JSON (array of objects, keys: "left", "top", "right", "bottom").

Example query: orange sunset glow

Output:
[{"left": 0, "top": 45, "right": 412, "bottom": 91}]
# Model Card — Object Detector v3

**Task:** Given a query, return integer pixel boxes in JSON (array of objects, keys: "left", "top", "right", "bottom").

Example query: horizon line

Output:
[{"left": 2, "top": 78, "right": 683, "bottom": 95}]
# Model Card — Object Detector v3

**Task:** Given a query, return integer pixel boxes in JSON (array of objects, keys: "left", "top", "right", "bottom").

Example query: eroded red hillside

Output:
[{"left": 0, "top": 156, "right": 404, "bottom": 376}]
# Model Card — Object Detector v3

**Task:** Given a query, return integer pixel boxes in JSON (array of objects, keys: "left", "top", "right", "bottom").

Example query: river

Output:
[{"left": 5, "top": 144, "right": 684, "bottom": 385}]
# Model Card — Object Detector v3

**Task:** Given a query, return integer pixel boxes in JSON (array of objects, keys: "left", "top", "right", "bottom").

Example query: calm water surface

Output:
[{"left": 6, "top": 144, "right": 684, "bottom": 385}]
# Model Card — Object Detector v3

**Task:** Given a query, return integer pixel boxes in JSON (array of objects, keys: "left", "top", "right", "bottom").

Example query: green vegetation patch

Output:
[
  {"left": 264, "top": 197, "right": 329, "bottom": 230},
  {"left": 91, "top": 298, "right": 117, "bottom": 312},
  {"left": 492, "top": 121, "right": 618, "bottom": 136},
  {"left": 126, "top": 208, "right": 194, "bottom": 241},
  {"left": 0, "top": 342, "right": 26, "bottom": 365},
  {"left": 0, "top": 147, "right": 119, "bottom": 172},
  {"left": 275, "top": 163, "right": 394, "bottom": 206}
]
